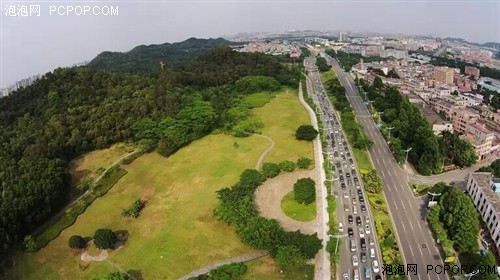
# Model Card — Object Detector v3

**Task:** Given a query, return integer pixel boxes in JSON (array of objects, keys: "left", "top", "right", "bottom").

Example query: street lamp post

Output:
[
  {"left": 404, "top": 147, "right": 412, "bottom": 166},
  {"left": 386, "top": 126, "right": 395, "bottom": 142},
  {"left": 428, "top": 192, "right": 442, "bottom": 203},
  {"left": 377, "top": 111, "right": 384, "bottom": 125}
]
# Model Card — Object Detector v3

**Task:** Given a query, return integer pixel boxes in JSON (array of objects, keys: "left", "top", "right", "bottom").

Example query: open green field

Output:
[
  {"left": 5, "top": 88, "right": 314, "bottom": 280},
  {"left": 320, "top": 69, "right": 337, "bottom": 85},
  {"left": 69, "top": 143, "right": 133, "bottom": 185},
  {"left": 252, "top": 88, "right": 314, "bottom": 163},
  {"left": 280, "top": 191, "right": 316, "bottom": 222},
  {"left": 243, "top": 256, "right": 314, "bottom": 280},
  {"left": 353, "top": 148, "right": 372, "bottom": 174},
  {"left": 5, "top": 135, "right": 269, "bottom": 280},
  {"left": 244, "top": 92, "right": 276, "bottom": 108}
]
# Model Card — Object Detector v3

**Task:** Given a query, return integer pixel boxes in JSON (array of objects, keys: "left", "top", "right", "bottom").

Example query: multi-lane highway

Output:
[
  {"left": 305, "top": 56, "right": 383, "bottom": 280},
  {"left": 322, "top": 52, "right": 448, "bottom": 280}
]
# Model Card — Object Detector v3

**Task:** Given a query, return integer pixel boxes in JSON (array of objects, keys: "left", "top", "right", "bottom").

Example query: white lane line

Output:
[
  {"left": 416, "top": 220, "right": 423, "bottom": 230},
  {"left": 409, "top": 245, "right": 415, "bottom": 257},
  {"left": 401, "top": 220, "right": 406, "bottom": 232},
  {"left": 417, "top": 243, "right": 424, "bottom": 256},
  {"left": 400, "top": 201, "right": 406, "bottom": 210},
  {"left": 409, "top": 221, "right": 414, "bottom": 231},
  {"left": 382, "top": 158, "right": 386, "bottom": 165},
  {"left": 394, "top": 201, "right": 399, "bottom": 211}
]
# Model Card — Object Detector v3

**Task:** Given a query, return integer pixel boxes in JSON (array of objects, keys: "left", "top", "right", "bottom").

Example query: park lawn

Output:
[
  {"left": 69, "top": 143, "right": 134, "bottom": 185},
  {"left": 252, "top": 88, "right": 313, "bottom": 163},
  {"left": 243, "top": 255, "right": 284, "bottom": 280},
  {"left": 353, "top": 148, "right": 372, "bottom": 174},
  {"left": 320, "top": 69, "right": 337, "bottom": 85},
  {"left": 4, "top": 134, "right": 270, "bottom": 280},
  {"left": 244, "top": 91, "right": 277, "bottom": 108},
  {"left": 280, "top": 191, "right": 316, "bottom": 222}
]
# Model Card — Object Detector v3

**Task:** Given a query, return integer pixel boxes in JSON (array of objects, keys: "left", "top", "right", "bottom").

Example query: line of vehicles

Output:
[{"left": 306, "top": 59, "right": 382, "bottom": 280}]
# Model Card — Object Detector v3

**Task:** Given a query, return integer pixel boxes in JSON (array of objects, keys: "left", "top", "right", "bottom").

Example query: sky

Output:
[{"left": 1, "top": 0, "right": 499, "bottom": 88}]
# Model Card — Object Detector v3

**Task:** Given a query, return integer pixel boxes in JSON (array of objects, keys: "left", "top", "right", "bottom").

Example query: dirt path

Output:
[
  {"left": 255, "top": 169, "right": 320, "bottom": 234},
  {"left": 253, "top": 134, "right": 275, "bottom": 170},
  {"left": 80, "top": 250, "right": 108, "bottom": 262},
  {"left": 177, "top": 251, "right": 268, "bottom": 280}
]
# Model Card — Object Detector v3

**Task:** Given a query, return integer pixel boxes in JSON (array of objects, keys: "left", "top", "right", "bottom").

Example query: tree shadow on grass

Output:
[
  {"left": 114, "top": 230, "right": 129, "bottom": 248},
  {"left": 128, "top": 269, "right": 144, "bottom": 280}
]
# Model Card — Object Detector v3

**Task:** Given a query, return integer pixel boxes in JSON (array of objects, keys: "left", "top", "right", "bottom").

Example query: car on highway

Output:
[
  {"left": 348, "top": 215, "right": 353, "bottom": 224},
  {"left": 341, "top": 183, "right": 346, "bottom": 190},
  {"left": 357, "top": 189, "right": 362, "bottom": 195},
  {"left": 338, "top": 222, "right": 344, "bottom": 232},
  {"left": 348, "top": 227, "right": 354, "bottom": 238},
  {"left": 365, "top": 225, "right": 371, "bottom": 235},
  {"left": 350, "top": 190, "right": 355, "bottom": 197},
  {"left": 375, "top": 275, "right": 381, "bottom": 280},
  {"left": 340, "top": 176, "right": 344, "bottom": 182},
  {"left": 350, "top": 239, "right": 357, "bottom": 252},
  {"left": 372, "top": 260, "right": 380, "bottom": 273},
  {"left": 356, "top": 216, "right": 362, "bottom": 226},
  {"left": 364, "top": 266, "right": 372, "bottom": 279},
  {"left": 352, "top": 197, "right": 357, "bottom": 205},
  {"left": 365, "top": 216, "right": 370, "bottom": 224},
  {"left": 343, "top": 273, "right": 349, "bottom": 280},
  {"left": 369, "top": 237, "right": 375, "bottom": 246},
  {"left": 354, "top": 269, "right": 360, "bottom": 280},
  {"left": 352, "top": 255, "right": 359, "bottom": 267},
  {"left": 344, "top": 191, "right": 349, "bottom": 198},
  {"left": 347, "top": 180, "right": 353, "bottom": 187},
  {"left": 344, "top": 204, "right": 349, "bottom": 212},
  {"left": 360, "top": 204, "right": 366, "bottom": 213},
  {"left": 359, "top": 196, "right": 364, "bottom": 203},
  {"left": 361, "top": 251, "right": 367, "bottom": 263},
  {"left": 370, "top": 248, "right": 375, "bottom": 259},
  {"left": 353, "top": 206, "right": 358, "bottom": 214},
  {"left": 359, "top": 228, "right": 365, "bottom": 238},
  {"left": 334, "top": 191, "right": 339, "bottom": 198}
]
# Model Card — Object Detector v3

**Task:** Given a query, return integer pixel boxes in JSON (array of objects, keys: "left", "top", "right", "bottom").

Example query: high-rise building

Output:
[
  {"left": 339, "top": 32, "right": 347, "bottom": 42},
  {"left": 465, "top": 66, "right": 480, "bottom": 79},
  {"left": 433, "top": 67, "right": 455, "bottom": 85}
]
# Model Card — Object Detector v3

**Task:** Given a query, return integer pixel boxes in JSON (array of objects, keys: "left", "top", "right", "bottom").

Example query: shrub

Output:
[
  {"left": 293, "top": 178, "right": 316, "bottom": 205},
  {"left": 295, "top": 125, "right": 318, "bottom": 141},
  {"left": 94, "top": 229, "right": 117, "bottom": 250},
  {"left": 297, "top": 157, "right": 313, "bottom": 169},
  {"left": 23, "top": 235, "right": 39, "bottom": 252},
  {"left": 68, "top": 235, "right": 87, "bottom": 249},
  {"left": 279, "top": 160, "right": 296, "bottom": 172},
  {"left": 262, "top": 162, "right": 281, "bottom": 178},
  {"left": 122, "top": 199, "right": 146, "bottom": 218}
]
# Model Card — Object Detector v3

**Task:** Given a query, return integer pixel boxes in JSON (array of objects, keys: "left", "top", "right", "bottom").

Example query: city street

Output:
[
  {"left": 305, "top": 56, "right": 383, "bottom": 280},
  {"left": 322, "top": 52, "right": 448, "bottom": 280}
]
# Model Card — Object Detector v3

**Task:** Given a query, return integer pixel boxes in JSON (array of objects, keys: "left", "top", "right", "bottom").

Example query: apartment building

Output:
[
  {"left": 429, "top": 98, "right": 462, "bottom": 120},
  {"left": 465, "top": 66, "right": 480, "bottom": 79},
  {"left": 465, "top": 173, "right": 500, "bottom": 251},
  {"left": 451, "top": 108, "right": 479, "bottom": 134},
  {"left": 464, "top": 122, "right": 496, "bottom": 159},
  {"left": 434, "top": 67, "right": 456, "bottom": 85}
]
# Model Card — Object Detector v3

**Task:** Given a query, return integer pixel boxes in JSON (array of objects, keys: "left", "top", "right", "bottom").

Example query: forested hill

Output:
[
  {"left": 0, "top": 46, "right": 300, "bottom": 256},
  {"left": 87, "top": 37, "right": 233, "bottom": 74}
]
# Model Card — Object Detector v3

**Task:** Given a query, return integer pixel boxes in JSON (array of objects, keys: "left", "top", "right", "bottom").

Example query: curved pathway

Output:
[
  {"left": 255, "top": 169, "right": 319, "bottom": 234},
  {"left": 253, "top": 134, "right": 275, "bottom": 170},
  {"left": 177, "top": 251, "right": 268, "bottom": 280}
]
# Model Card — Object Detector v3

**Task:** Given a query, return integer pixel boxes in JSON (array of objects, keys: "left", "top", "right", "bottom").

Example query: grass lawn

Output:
[
  {"left": 69, "top": 143, "right": 134, "bottom": 185},
  {"left": 409, "top": 182, "right": 430, "bottom": 197},
  {"left": 4, "top": 134, "right": 269, "bottom": 280},
  {"left": 244, "top": 92, "right": 276, "bottom": 108},
  {"left": 320, "top": 69, "right": 337, "bottom": 85},
  {"left": 5, "top": 88, "right": 314, "bottom": 280},
  {"left": 243, "top": 256, "right": 283, "bottom": 280},
  {"left": 353, "top": 148, "right": 372, "bottom": 174},
  {"left": 252, "top": 88, "right": 313, "bottom": 163},
  {"left": 280, "top": 191, "right": 316, "bottom": 222}
]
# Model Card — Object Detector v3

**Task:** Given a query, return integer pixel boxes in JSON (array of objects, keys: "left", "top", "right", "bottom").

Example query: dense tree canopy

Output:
[
  {"left": 293, "top": 178, "right": 316, "bottom": 205},
  {"left": 0, "top": 45, "right": 300, "bottom": 256},
  {"left": 295, "top": 125, "right": 319, "bottom": 141},
  {"left": 477, "top": 159, "right": 500, "bottom": 177},
  {"left": 315, "top": 57, "right": 330, "bottom": 72},
  {"left": 439, "top": 131, "right": 477, "bottom": 167},
  {"left": 93, "top": 229, "right": 117, "bottom": 250}
]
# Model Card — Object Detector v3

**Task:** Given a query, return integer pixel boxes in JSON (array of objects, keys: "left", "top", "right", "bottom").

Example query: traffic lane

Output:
[{"left": 336, "top": 71, "right": 446, "bottom": 280}]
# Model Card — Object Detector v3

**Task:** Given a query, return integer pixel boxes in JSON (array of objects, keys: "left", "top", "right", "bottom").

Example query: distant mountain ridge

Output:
[{"left": 87, "top": 37, "right": 233, "bottom": 73}]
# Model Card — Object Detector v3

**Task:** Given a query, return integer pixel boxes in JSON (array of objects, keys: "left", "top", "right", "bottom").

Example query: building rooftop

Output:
[
  {"left": 471, "top": 173, "right": 500, "bottom": 213},
  {"left": 414, "top": 99, "right": 446, "bottom": 124}
]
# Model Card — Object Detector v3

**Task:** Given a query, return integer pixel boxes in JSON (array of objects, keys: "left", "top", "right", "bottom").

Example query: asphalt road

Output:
[
  {"left": 322, "top": 52, "right": 449, "bottom": 280},
  {"left": 305, "top": 56, "right": 383, "bottom": 280}
]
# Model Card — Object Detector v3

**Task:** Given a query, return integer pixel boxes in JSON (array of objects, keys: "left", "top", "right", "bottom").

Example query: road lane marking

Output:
[
  {"left": 409, "top": 221, "right": 414, "bottom": 231},
  {"left": 394, "top": 201, "right": 399, "bottom": 211},
  {"left": 382, "top": 158, "right": 386, "bottom": 165},
  {"left": 400, "top": 201, "right": 406, "bottom": 210},
  {"left": 401, "top": 220, "right": 406, "bottom": 231},
  {"left": 409, "top": 245, "right": 415, "bottom": 257}
]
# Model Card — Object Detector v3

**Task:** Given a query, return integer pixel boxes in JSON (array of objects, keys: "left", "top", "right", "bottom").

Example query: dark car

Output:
[
  {"left": 348, "top": 215, "right": 354, "bottom": 224},
  {"left": 348, "top": 227, "right": 354, "bottom": 238},
  {"left": 360, "top": 238, "right": 367, "bottom": 251},
  {"left": 353, "top": 176, "right": 359, "bottom": 182},
  {"left": 334, "top": 151, "right": 338, "bottom": 157},
  {"left": 336, "top": 161, "right": 341, "bottom": 167},
  {"left": 338, "top": 169, "right": 343, "bottom": 175},
  {"left": 359, "top": 196, "right": 365, "bottom": 203},
  {"left": 361, "top": 251, "right": 367, "bottom": 263},
  {"left": 357, "top": 189, "right": 362, "bottom": 195},
  {"left": 340, "top": 176, "right": 344, "bottom": 182},
  {"left": 356, "top": 216, "right": 362, "bottom": 226},
  {"left": 375, "top": 275, "right": 381, "bottom": 280},
  {"left": 361, "top": 204, "right": 367, "bottom": 213},
  {"left": 347, "top": 180, "right": 353, "bottom": 186},
  {"left": 341, "top": 183, "right": 346, "bottom": 190},
  {"left": 344, "top": 146, "right": 349, "bottom": 151},
  {"left": 349, "top": 158, "right": 354, "bottom": 164},
  {"left": 347, "top": 152, "right": 351, "bottom": 157},
  {"left": 346, "top": 172, "right": 351, "bottom": 178}
]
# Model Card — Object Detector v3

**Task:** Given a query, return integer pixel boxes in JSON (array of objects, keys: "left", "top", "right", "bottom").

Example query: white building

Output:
[{"left": 466, "top": 173, "right": 500, "bottom": 251}]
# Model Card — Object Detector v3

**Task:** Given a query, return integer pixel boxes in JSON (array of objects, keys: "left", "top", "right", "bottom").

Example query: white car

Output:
[
  {"left": 372, "top": 260, "right": 380, "bottom": 273},
  {"left": 339, "top": 222, "right": 344, "bottom": 233},
  {"left": 359, "top": 228, "right": 365, "bottom": 238},
  {"left": 365, "top": 216, "right": 370, "bottom": 224},
  {"left": 352, "top": 255, "right": 359, "bottom": 267},
  {"left": 365, "top": 225, "right": 371, "bottom": 235}
]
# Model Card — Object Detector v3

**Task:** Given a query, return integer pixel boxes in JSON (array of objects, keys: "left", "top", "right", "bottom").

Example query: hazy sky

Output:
[{"left": 1, "top": 0, "right": 499, "bottom": 87}]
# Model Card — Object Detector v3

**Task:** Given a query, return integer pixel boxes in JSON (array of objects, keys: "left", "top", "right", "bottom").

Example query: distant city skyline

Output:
[{"left": 1, "top": 0, "right": 499, "bottom": 87}]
